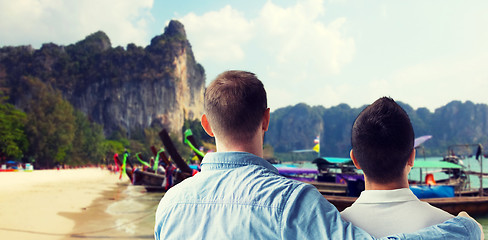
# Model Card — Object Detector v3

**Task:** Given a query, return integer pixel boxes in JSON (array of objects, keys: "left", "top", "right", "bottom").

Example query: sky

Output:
[{"left": 1, "top": 0, "right": 487, "bottom": 112}]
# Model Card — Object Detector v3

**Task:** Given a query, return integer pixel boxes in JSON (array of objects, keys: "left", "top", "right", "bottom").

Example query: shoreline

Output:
[
  {"left": 2, "top": 168, "right": 488, "bottom": 239},
  {"left": 0, "top": 168, "right": 127, "bottom": 240},
  {"left": 63, "top": 181, "right": 157, "bottom": 239}
]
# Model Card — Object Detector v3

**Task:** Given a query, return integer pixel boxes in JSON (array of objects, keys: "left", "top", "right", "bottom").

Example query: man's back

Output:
[
  {"left": 341, "top": 188, "right": 454, "bottom": 238},
  {"left": 154, "top": 73, "right": 482, "bottom": 240},
  {"left": 154, "top": 152, "right": 370, "bottom": 239}
]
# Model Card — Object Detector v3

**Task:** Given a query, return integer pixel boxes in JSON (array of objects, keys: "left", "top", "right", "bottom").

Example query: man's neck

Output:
[
  {"left": 215, "top": 136, "right": 264, "bottom": 158},
  {"left": 364, "top": 177, "right": 409, "bottom": 190}
]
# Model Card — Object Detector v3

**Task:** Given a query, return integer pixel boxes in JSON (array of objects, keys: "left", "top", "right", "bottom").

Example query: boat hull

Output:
[
  {"left": 133, "top": 169, "right": 165, "bottom": 187},
  {"left": 424, "top": 196, "right": 488, "bottom": 215}
]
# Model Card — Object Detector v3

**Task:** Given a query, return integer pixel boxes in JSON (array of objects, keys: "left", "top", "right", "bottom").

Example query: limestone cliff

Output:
[
  {"left": 0, "top": 20, "right": 205, "bottom": 138},
  {"left": 266, "top": 101, "right": 488, "bottom": 157}
]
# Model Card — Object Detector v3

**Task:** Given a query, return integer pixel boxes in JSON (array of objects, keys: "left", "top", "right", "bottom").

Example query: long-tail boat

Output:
[
  {"left": 321, "top": 142, "right": 488, "bottom": 216},
  {"left": 114, "top": 128, "right": 203, "bottom": 192}
]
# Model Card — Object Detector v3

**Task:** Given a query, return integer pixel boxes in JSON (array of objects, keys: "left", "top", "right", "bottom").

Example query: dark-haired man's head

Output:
[
  {"left": 202, "top": 70, "right": 269, "bottom": 148},
  {"left": 351, "top": 97, "right": 415, "bottom": 186}
]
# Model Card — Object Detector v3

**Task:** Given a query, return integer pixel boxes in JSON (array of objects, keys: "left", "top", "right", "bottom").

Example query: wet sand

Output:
[
  {"left": 63, "top": 181, "right": 161, "bottom": 239},
  {"left": 0, "top": 168, "right": 160, "bottom": 240}
]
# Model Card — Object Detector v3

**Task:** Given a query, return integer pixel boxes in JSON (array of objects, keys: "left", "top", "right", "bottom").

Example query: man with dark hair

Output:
[
  {"left": 342, "top": 97, "right": 454, "bottom": 237},
  {"left": 154, "top": 72, "right": 481, "bottom": 239}
]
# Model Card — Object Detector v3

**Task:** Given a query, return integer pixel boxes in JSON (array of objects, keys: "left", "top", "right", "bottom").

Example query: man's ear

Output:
[
  {"left": 201, "top": 114, "right": 214, "bottom": 137},
  {"left": 407, "top": 149, "right": 416, "bottom": 167},
  {"left": 262, "top": 108, "right": 270, "bottom": 132},
  {"left": 350, "top": 149, "right": 361, "bottom": 170}
]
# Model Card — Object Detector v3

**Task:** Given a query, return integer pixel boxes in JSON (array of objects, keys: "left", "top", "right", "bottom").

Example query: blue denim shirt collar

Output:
[{"left": 200, "top": 151, "right": 279, "bottom": 174}]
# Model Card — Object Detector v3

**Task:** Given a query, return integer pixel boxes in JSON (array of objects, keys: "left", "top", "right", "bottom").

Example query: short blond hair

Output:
[{"left": 204, "top": 70, "right": 267, "bottom": 142}]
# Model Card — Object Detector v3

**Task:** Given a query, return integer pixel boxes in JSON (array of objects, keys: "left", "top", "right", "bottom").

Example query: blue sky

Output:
[{"left": 1, "top": 0, "right": 487, "bottom": 112}]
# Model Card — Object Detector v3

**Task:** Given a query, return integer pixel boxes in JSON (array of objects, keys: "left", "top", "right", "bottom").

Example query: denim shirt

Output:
[{"left": 154, "top": 152, "right": 480, "bottom": 240}]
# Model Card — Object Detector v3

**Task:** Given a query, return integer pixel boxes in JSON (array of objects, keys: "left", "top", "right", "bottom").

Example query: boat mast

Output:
[{"left": 479, "top": 144, "right": 484, "bottom": 197}]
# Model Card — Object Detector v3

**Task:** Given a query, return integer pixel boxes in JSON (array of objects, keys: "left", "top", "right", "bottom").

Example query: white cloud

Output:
[
  {"left": 308, "top": 83, "right": 352, "bottom": 108},
  {"left": 177, "top": 0, "right": 356, "bottom": 110},
  {"left": 365, "top": 78, "right": 392, "bottom": 99},
  {"left": 178, "top": 5, "right": 253, "bottom": 62},
  {"left": 256, "top": 0, "right": 354, "bottom": 76},
  {"left": 254, "top": 0, "right": 355, "bottom": 110},
  {"left": 380, "top": 4, "right": 388, "bottom": 18},
  {"left": 177, "top": 0, "right": 355, "bottom": 72},
  {"left": 0, "top": 0, "right": 153, "bottom": 48},
  {"left": 267, "top": 87, "right": 295, "bottom": 109},
  {"left": 376, "top": 53, "right": 488, "bottom": 111}
]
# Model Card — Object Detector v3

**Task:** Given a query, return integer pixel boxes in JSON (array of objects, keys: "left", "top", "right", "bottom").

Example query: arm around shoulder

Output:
[
  {"left": 280, "top": 183, "right": 375, "bottom": 240},
  {"left": 383, "top": 216, "right": 482, "bottom": 240}
]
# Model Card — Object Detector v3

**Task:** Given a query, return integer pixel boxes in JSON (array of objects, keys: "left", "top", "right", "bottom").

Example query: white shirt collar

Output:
[{"left": 354, "top": 188, "right": 419, "bottom": 204}]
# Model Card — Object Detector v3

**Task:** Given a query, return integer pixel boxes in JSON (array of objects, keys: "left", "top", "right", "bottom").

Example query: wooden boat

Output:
[
  {"left": 324, "top": 194, "right": 488, "bottom": 216},
  {"left": 159, "top": 128, "right": 196, "bottom": 181},
  {"left": 423, "top": 196, "right": 488, "bottom": 215},
  {"left": 316, "top": 161, "right": 488, "bottom": 215},
  {"left": 304, "top": 141, "right": 485, "bottom": 198},
  {"left": 409, "top": 160, "right": 468, "bottom": 194},
  {"left": 295, "top": 156, "right": 484, "bottom": 199},
  {"left": 111, "top": 128, "right": 201, "bottom": 193},
  {"left": 283, "top": 157, "right": 362, "bottom": 197},
  {"left": 113, "top": 153, "right": 135, "bottom": 183},
  {"left": 322, "top": 143, "right": 488, "bottom": 216},
  {"left": 412, "top": 142, "right": 488, "bottom": 195},
  {"left": 309, "top": 181, "right": 348, "bottom": 195},
  {"left": 114, "top": 153, "right": 166, "bottom": 191},
  {"left": 132, "top": 168, "right": 164, "bottom": 187}
]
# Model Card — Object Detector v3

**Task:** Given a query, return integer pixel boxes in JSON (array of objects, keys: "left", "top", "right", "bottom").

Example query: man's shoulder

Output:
[
  {"left": 159, "top": 164, "right": 316, "bottom": 208},
  {"left": 340, "top": 191, "right": 455, "bottom": 237},
  {"left": 415, "top": 198, "right": 454, "bottom": 218}
]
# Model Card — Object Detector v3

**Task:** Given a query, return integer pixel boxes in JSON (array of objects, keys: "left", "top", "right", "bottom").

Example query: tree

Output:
[
  {"left": 23, "top": 77, "right": 75, "bottom": 168},
  {"left": 69, "top": 110, "right": 105, "bottom": 165},
  {"left": 101, "top": 139, "right": 126, "bottom": 163},
  {"left": 0, "top": 94, "right": 28, "bottom": 160}
]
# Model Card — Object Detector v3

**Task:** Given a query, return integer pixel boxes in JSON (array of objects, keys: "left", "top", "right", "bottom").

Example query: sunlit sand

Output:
[{"left": 0, "top": 168, "right": 128, "bottom": 240}]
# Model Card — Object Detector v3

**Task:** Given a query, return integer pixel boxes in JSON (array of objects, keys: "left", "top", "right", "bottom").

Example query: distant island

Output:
[{"left": 266, "top": 101, "right": 488, "bottom": 157}]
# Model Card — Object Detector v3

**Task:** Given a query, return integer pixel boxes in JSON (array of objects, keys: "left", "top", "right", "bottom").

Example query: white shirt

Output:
[{"left": 340, "top": 188, "right": 454, "bottom": 238}]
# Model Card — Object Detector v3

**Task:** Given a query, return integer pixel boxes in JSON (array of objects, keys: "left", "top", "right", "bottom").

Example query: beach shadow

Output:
[{"left": 70, "top": 234, "right": 153, "bottom": 239}]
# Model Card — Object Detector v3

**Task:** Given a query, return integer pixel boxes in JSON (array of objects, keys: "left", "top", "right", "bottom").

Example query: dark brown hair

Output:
[
  {"left": 204, "top": 71, "right": 267, "bottom": 142},
  {"left": 351, "top": 97, "right": 414, "bottom": 183}
]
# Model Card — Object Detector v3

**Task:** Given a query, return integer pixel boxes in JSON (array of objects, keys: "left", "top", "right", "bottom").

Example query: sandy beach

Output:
[
  {"left": 4, "top": 168, "right": 488, "bottom": 239},
  {"left": 0, "top": 168, "right": 158, "bottom": 240}
]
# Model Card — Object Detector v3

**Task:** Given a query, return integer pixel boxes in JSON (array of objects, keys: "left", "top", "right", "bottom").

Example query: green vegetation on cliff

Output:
[
  {"left": 0, "top": 20, "right": 206, "bottom": 168},
  {"left": 266, "top": 101, "right": 488, "bottom": 158},
  {"left": 0, "top": 93, "right": 27, "bottom": 160}
]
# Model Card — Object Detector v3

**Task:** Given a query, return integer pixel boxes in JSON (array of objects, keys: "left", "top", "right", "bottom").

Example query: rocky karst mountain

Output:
[
  {"left": 265, "top": 101, "right": 488, "bottom": 157},
  {"left": 0, "top": 20, "right": 205, "bottom": 138}
]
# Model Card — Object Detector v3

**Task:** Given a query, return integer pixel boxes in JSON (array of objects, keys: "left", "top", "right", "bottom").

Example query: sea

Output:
[{"left": 99, "top": 156, "right": 488, "bottom": 239}]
